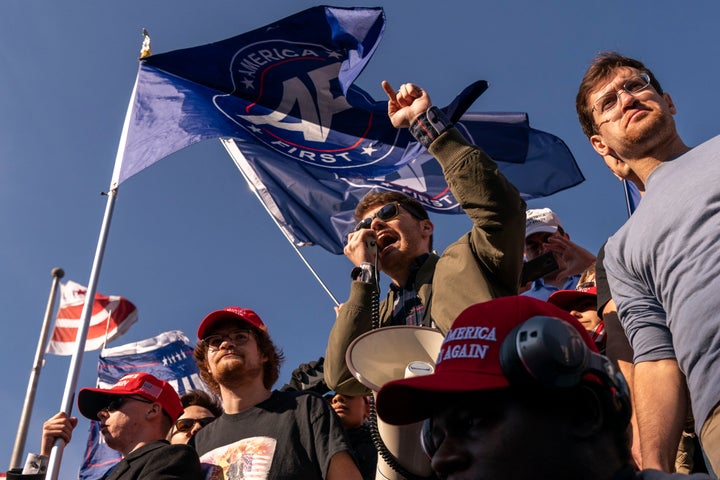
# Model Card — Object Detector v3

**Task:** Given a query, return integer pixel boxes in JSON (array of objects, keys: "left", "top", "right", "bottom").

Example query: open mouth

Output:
[{"left": 376, "top": 231, "right": 399, "bottom": 251}]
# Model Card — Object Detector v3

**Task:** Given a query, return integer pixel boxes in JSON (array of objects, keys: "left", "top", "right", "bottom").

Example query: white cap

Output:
[{"left": 525, "top": 208, "right": 563, "bottom": 238}]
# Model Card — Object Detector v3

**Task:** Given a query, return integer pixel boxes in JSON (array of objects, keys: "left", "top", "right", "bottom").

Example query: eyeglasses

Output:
[
  {"left": 202, "top": 329, "right": 252, "bottom": 350},
  {"left": 173, "top": 416, "right": 215, "bottom": 434},
  {"left": 592, "top": 73, "right": 651, "bottom": 115},
  {"left": 99, "top": 396, "right": 152, "bottom": 418},
  {"left": 353, "top": 202, "right": 426, "bottom": 232}
]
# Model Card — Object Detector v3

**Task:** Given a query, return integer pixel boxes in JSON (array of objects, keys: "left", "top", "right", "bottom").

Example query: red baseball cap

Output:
[
  {"left": 375, "top": 296, "right": 597, "bottom": 425},
  {"left": 78, "top": 372, "right": 183, "bottom": 421},
  {"left": 547, "top": 285, "right": 598, "bottom": 312},
  {"left": 197, "top": 306, "right": 267, "bottom": 340}
]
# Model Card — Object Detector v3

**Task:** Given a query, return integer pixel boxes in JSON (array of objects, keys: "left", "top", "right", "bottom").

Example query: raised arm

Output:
[{"left": 381, "top": 80, "right": 431, "bottom": 128}]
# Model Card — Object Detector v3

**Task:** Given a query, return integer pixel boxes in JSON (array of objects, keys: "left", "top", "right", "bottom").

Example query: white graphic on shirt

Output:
[{"left": 200, "top": 436, "right": 276, "bottom": 479}]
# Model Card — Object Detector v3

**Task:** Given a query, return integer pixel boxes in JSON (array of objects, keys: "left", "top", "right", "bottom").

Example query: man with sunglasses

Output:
[
  {"left": 169, "top": 390, "right": 223, "bottom": 445},
  {"left": 33, "top": 372, "right": 202, "bottom": 479},
  {"left": 191, "top": 306, "right": 362, "bottom": 480},
  {"left": 576, "top": 52, "right": 720, "bottom": 474},
  {"left": 325, "top": 80, "right": 526, "bottom": 396}
]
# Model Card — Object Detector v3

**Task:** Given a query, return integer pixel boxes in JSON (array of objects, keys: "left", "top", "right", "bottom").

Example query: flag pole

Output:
[
  {"left": 221, "top": 139, "right": 340, "bottom": 306},
  {"left": 45, "top": 188, "right": 118, "bottom": 480},
  {"left": 10, "top": 267, "right": 65, "bottom": 469}
]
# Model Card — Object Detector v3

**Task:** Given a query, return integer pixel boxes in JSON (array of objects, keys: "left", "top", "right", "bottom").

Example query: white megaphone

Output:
[{"left": 346, "top": 326, "right": 443, "bottom": 480}]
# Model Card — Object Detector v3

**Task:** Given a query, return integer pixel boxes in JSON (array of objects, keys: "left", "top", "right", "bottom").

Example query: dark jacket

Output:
[{"left": 101, "top": 440, "right": 202, "bottom": 480}]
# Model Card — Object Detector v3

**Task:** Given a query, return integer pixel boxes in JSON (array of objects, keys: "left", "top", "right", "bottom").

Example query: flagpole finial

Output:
[
  {"left": 51, "top": 267, "right": 65, "bottom": 279},
  {"left": 140, "top": 28, "right": 152, "bottom": 59}
]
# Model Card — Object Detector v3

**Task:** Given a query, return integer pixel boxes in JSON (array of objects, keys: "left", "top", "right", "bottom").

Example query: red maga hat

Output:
[
  {"left": 78, "top": 372, "right": 183, "bottom": 421},
  {"left": 197, "top": 306, "right": 267, "bottom": 340},
  {"left": 376, "top": 296, "right": 597, "bottom": 426},
  {"left": 548, "top": 285, "right": 598, "bottom": 312}
]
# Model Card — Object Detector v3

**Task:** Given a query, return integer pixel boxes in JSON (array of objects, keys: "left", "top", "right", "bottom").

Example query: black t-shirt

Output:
[{"left": 192, "top": 390, "right": 352, "bottom": 479}]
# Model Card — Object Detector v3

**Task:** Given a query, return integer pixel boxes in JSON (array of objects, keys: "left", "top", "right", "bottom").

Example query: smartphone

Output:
[{"left": 520, "top": 251, "right": 559, "bottom": 285}]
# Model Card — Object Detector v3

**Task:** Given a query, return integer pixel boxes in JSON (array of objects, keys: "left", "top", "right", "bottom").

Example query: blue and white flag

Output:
[
  {"left": 225, "top": 110, "right": 582, "bottom": 253},
  {"left": 111, "top": 5, "right": 583, "bottom": 254},
  {"left": 79, "top": 330, "right": 206, "bottom": 480},
  {"left": 111, "top": 6, "right": 388, "bottom": 186}
]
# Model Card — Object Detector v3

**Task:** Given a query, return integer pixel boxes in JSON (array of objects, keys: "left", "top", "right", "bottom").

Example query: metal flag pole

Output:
[
  {"left": 44, "top": 28, "right": 146, "bottom": 480},
  {"left": 220, "top": 138, "right": 340, "bottom": 306},
  {"left": 45, "top": 188, "right": 118, "bottom": 480},
  {"left": 10, "top": 267, "right": 65, "bottom": 469}
]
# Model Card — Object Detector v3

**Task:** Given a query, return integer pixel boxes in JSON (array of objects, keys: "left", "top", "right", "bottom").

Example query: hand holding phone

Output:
[{"left": 520, "top": 252, "right": 559, "bottom": 286}]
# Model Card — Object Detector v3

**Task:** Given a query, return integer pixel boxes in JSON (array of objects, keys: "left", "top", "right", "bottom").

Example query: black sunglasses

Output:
[
  {"left": 174, "top": 416, "right": 215, "bottom": 433},
  {"left": 100, "top": 396, "right": 152, "bottom": 417},
  {"left": 353, "top": 202, "right": 426, "bottom": 232}
]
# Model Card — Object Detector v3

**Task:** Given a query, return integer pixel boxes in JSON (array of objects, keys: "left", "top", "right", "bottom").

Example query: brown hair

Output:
[
  {"left": 576, "top": 51, "right": 664, "bottom": 138},
  {"left": 180, "top": 389, "right": 223, "bottom": 417},
  {"left": 193, "top": 328, "right": 285, "bottom": 394}
]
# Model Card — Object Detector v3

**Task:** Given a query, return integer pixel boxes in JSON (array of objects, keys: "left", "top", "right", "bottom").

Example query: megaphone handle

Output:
[{"left": 367, "top": 395, "right": 436, "bottom": 480}]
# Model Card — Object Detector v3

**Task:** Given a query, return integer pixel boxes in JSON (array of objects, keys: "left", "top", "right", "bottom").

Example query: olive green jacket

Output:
[{"left": 325, "top": 128, "right": 526, "bottom": 395}]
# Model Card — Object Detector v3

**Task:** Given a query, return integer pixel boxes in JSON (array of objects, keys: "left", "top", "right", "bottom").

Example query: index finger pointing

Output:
[{"left": 381, "top": 80, "right": 396, "bottom": 100}]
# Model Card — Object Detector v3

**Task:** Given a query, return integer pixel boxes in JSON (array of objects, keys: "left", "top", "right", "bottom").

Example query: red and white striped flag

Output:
[{"left": 46, "top": 280, "right": 138, "bottom": 355}]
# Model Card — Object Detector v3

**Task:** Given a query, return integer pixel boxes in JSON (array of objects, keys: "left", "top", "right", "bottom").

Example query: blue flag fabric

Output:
[
  {"left": 111, "top": 6, "right": 387, "bottom": 186},
  {"left": 79, "top": 331, "right": 206, "bottom": 480},
  {"left": 111, "top": 5, "right": 584, "bottom": 254},
  {"left": 624, "top": 179, "right": 642, "bottom": 215},
  {"left": 226, "top": 110, "right": 583, "bottom": 253}
]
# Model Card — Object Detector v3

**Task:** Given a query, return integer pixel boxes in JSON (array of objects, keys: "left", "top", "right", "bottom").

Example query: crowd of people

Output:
[{"left": 8, "top": 51, "right": 719, "bottom": 479}]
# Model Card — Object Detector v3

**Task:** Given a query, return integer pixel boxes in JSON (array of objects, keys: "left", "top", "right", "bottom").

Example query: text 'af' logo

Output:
[{"left": 213, "top": 39, "right": 395, "bottom": 169}]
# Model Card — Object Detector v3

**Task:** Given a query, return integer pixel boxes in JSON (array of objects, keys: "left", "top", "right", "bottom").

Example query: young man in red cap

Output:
[
  {"left": 375, "top": 296, "right": 711, "bottom": 480},
  {"left": 37, "top": 372, "right": 202, "bottom": 480},
  {"left": 192, "top": 306, "right": 362, "bottom": 480},
  {"left": 548, "top": 282, "right": 606, "bottom": 353}
]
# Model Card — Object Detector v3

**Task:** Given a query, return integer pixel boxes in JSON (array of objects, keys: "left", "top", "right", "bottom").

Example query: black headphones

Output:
[{"left": 421, "top": 315, "right": 630, "bottom": 457}]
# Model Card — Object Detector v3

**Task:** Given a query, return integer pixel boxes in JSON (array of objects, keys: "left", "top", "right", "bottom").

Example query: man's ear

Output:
[
  {"left": 568, "top": 387, "right": 604, "bottom": 439},
  {"left": 663, "top": 92, "right": 677, "bottom": 115},
  {"left": 590, "top": 133, "right": 613, "bottom": 158},
  {"left": 147, "top": 402, "right": 162, "bottom": 420},
  {"left": 420, "top": 219, "right": 434, "bottom": 237}
]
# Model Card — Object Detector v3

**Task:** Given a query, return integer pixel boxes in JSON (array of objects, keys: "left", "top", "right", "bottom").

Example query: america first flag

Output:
[{"left": 46, "top": 280, "right": 138, "bottom": 355}]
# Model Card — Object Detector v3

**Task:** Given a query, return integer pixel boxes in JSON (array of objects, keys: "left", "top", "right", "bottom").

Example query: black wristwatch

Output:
[
  {"left": 351, "top": 262, "right": 375, "bottom": 283},
  {"left": 409, "top": 106, "right": 452, "bottom": 149}
]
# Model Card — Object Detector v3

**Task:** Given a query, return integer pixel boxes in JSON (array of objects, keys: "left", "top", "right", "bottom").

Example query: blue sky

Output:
[{"left": 1, "top": 1, "right": 719, "bottom": 477}]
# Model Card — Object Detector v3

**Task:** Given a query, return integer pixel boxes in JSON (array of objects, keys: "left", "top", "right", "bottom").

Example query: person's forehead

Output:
[
  {"left": 525, "top": 231, "right": 554, "bottom": 245},
  {"left": 434, "top": 390, "right": 512, "bottom": 420},
  {"left": 591, "top": 66, "right": 643, "bottom": 97},
  {"left": 361, "top": 202, "right": 389, "bottom": 217},
  {"left": 206, "top": 319, "right": 251, "bottom": 335},
  {"left": 180, "top": 405, "right": 214, "bottom": 419}
]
